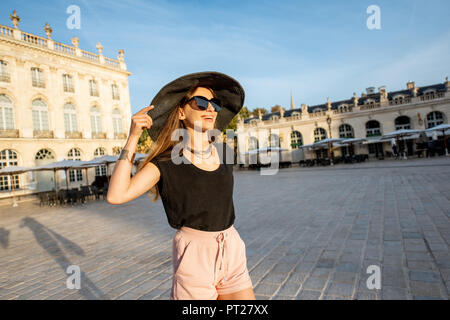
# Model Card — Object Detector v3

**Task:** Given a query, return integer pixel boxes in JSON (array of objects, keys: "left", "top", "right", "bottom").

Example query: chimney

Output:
[
  {"left": 378, "top": 85, "right": 387, "bottom": 100},
  {"left": 445, "top": 76, "right": 449, "bottom": 92},
  {"left": 366, "top": 87, "right": 375, "bottom": 95},
  {"left": 407, "top": 80, "right": 418, "bottom": 97},
  {"left": 280, "top": 107, "right": 285, "bottom": 118},
  {"left": 327, "top": 97, "right": 332, "bottom": 111}
]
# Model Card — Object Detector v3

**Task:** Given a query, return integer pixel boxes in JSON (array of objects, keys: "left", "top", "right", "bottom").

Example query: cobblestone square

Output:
[{"left": 0, "top": 157, "right": 449, "bottom": 300}]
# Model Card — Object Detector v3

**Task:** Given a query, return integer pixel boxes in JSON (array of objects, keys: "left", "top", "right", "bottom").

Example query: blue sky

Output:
[{"left": 1, "top": 0, "right": 449, "bottom": 114}]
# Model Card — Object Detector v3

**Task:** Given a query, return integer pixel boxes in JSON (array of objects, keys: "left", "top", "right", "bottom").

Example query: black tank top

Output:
[{"left": 150, "top": 142, "right": 235, "bottom": 231}]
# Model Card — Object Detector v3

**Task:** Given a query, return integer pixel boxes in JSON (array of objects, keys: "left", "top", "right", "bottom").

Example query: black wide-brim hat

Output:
[{"left": 146, "top": 71, "right": 245, "bottom": 141}]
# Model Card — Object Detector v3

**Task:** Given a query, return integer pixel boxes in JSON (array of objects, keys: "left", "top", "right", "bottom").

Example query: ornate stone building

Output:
[
  {"left": 0, "top": 11, "right": 132, "bottom": 199},
  {"left": 236, "top": 78, "right": 449, "bottom": 161}
]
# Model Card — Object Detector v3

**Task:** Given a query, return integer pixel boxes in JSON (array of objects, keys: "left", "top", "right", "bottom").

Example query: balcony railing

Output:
[
  {"left": 309, "top": 111, "right": 327, "bottom": 118},
  {"left": 65, "top": 131, "right": 83, "bottom": 139},
  {"left": 0, "top": 129, "right": 19, "bottom": 138},
  {"left": 33, "top": 130, "right": 54, "bottom": 138},
  {"left": 22, "top": 31, "right": 47, "bottom": 47},
  {"left": 360, "top": 102, "right": 381, "bottom": 110},
  {"left": 420, "top": 92, "right": 445, "bottom": 101},
  {"left": 91, "top": 132, "right": 106, "bottom": 139},
  {"left": 0, "top": 23, "right": 124, "bottom": 70},
  {"left": 389, "top": 97, "right": 411, "bottom": 106},
  {"left": 114, "top": 133, "right": 127, "bottom": 139},
  {"left": 32, "top": 78, "right": 45, "bottom": 88},
  {"left": 63, "top": 84, "right": 74, "bottom": 93},
  {"left": 0, "top": 72, "right": 10, "bottom": 82}
]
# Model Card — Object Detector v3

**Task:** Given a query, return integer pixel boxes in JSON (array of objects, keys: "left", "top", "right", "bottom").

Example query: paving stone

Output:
[
  {"left": 295, "top": 290, "right": 321, "bottom": 300},
  {"left": 302, "top": 277, "right": 328, "bottom": 291},
  {"left": 409, "top": 271, "right": 440, "bottom": 283}
]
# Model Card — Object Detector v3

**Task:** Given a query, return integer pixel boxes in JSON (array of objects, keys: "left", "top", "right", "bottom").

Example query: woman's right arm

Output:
[{"left": 106, "top": 105, "right": 160, "bottom": 205}]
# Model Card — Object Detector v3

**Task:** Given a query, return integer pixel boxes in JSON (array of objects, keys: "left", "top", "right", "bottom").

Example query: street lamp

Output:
[{"left": 326, "top": 115, "right": 334, "bottom": 165}]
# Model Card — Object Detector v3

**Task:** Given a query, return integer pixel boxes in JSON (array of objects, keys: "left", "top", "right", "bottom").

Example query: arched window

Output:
[
  {"left": 63, "top": 103, "right": 78, "bottom": 133},
  {"left": 339, "top": 124, "right": 354, "bottom": 138},
  {"left": 112, "top": 109, "right": 123, "bottom": 135},
  {"left": 395, "top": 116, "right": 411, "bottom": 130},
  {"left": 32, "top": 99, "right": 49, "bottom": 131},
  {"left": 271, "top": 115, "right": 279, "bottom": 121},
  {"left": 0, "top": 149, "right": 19, "bottom": 191},
  {"left": 314, "top": 128, "right": 327, "bottom": 142},
  {"left": 0, "top": 94, "right": 14, "bottom": 130},
  {"left": 426, "top": 111, "right": 444, "bottom": 129},
  {"left": 291, "top": 112, "right": 301, "bottom": 120},
  {"left": 94, "top": 147, "right": 107, "bottom": 176},
  {"left": 366, "top": 120, "right": 381, "bottom": 137},
  {"left": 392, "top": 95, "right": 405, "bottom": 105},
  {"left": 90, "top": 106, "right": 102, "bottom": 134},
  {"left": 269, "top": 134, "right": 280, "bottom": 147},
  {"left": 290, "top": 131, "right": 303, "bottom": 149},
  {"left": 67, "top": 148, "right": 83, "bottom": 182},
  {"left": 250, "top": 119, "right": 258, "bottom": 126},
  {"left": 248, "top": 136, "right": 258, "bottom": 151},
  {"left": 35, "top": 149, "right": 55, "bottom": 160},
  {"left": 338, "top": 104, "right": 348, "bottom": 113}
]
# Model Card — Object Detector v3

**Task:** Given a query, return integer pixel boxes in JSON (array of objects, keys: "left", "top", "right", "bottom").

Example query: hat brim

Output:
[{"left": 146, "top": 71, "right": 245, "bottom": 141}]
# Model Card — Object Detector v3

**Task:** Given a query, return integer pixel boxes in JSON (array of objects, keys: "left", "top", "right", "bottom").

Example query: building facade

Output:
[
  {"left": 0, "top": 11, "right": 132, "bottom": 199},
  {"left": 236, "top": 78, "right": 450, "bottom": 161}
]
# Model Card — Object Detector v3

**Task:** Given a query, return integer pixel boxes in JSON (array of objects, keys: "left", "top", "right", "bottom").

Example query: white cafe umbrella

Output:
[
  {"left": 33, "top": 159, "right": 94, "bottom": 190},
  {"left": 0, "top": 166, "right": 34, "bottom": 207},
  {"left": 382, "top": 129, "right": 424, "bottom": 139}
]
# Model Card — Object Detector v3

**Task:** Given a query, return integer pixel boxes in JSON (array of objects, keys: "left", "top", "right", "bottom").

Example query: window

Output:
[
  {"left": 392, "top": 95, "right": 405, "bottom": 105},
  {"left": 366, "top": 120, "right": 381, "bottom": 137},
  {"left": 112, "top": 109, "right": 123, "bottom": 135},
  {"left": 89, "top": 79, "right": 99, "bottom": 96},
  {"left": 269, "top": 134, "right": 280, "bottom": 147},
  {"left": 271, "top": 115, "right": 279, "bottom": 121},
  {"left": 63, "top": 74, "right": 74, "bottom": 92},
  {"left": 0, "top": 149, "right": 19, "bottom": 191},
  {"left": 338, "top": 105, "right": 349, "bottom": 113},
  {"left": 63, "top": 103, "right": 78, "bottom": 133},
  {"left": 291, "top": 112, "right": 301, "bottom": 120},
  {"left": 35, "top": 149, "right": 55, "bottom": 160},
  {"left": 248, "top": 137, "right": 258, "bottom": 151},
  {"left": 0, "top": 95, "right": 14, "bottom": 130},
  {"left": 290, "top": 131, "right": 303, "bottom": 149},
  {"left": 426, "top": 111, "right": 444, "bottom": 129},
  {"left": 314, "top": 128, "right": 327, "bottom": 142},
  {"left": 339, "top": 124, "right": 354, "bottom": 138},
  {"left": 0, "top": 60, "right": 10, "bottom": 82},
  {"left": 250, "top": 119, "right": 258, "bottom": 126},
  {"left": 395, "top": 116, "right": 411, "bottom": 130},
  {"left": 112, "top": 84, "right": 120, "bottom": 100},
  {"left": 365, "top": 99, "right": 375, "bottom": 105},
  {"left": 94, "top": 148, "right": 107, "bottom": 176},
  {"left": 31, "top": 67, "right": 45, "bottom": 88},
  {"left": 67, "top": 148, "right": 83, "bottom": 182},
  {"left": 32, "top": 99, "right": 49, "bottom": 131},
  {"left": 90, "top": 106, "right": 102, "bottom": 133}
]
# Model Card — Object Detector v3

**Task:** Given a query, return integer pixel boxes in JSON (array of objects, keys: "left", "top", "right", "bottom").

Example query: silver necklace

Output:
[{"left": 185, "top": 144, "right": 213, "bottom": 159}]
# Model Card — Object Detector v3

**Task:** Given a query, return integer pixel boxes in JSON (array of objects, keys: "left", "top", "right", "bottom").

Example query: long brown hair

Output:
[{"left": 137, "top": 86, "right": 218, "bottom": 202}]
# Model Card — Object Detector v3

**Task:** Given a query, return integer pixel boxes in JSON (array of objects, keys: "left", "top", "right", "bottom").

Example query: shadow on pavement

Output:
[{"left": 20, "top": 217, "right": 108, "bottom": 299}]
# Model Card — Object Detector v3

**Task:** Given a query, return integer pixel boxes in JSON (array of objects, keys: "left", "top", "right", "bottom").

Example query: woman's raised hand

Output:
[{"left": 129, "top": 105, "right": 154, "bottom": 139}]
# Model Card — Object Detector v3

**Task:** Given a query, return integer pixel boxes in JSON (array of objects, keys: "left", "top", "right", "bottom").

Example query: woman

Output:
[{"left": 107, "top": 72, "right": 255, "bottom": 300}]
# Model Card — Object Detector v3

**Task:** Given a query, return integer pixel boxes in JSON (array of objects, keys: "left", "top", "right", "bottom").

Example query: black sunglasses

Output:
[{"left": 186, "top": 96, "right": 221, "bottom": 112}]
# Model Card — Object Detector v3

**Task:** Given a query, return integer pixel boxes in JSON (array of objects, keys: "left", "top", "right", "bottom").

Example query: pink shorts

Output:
[{"left": 170, "top": 224, "right": 253, "bottom": 300}]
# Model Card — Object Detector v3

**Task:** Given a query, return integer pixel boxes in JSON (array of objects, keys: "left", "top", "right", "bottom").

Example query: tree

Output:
[
  {"left": 137, "top": 129, "right": 152, "bottom": 154},
  {"left": 271, "top": 105, "right": 282, "bottom": 113},
  {"left": 250, "top": 107, "right": 267, "bottom": 118}
]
